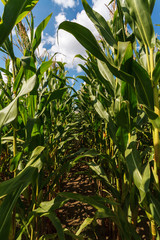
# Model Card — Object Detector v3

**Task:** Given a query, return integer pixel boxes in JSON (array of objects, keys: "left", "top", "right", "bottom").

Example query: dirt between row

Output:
[
  {"left": 56, "top": 163, "right": 151, "bottom": 240},
  {"left": 56, "top": 164, "right": 114, "bottom": 240}
]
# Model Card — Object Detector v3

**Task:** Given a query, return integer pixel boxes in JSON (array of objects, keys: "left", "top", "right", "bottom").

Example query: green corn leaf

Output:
[
  {"left": 148, "top": 0, "right": 156, "bottom": 14},
  {"left": 150, "top": 195, "right": 160, "bottom": 226},
  {"left": 107, "top": 116, "right": 118, "bottom": 145},
  {"left": 116, "top": 208, "right": 141, "bottom": 240},
  {"left": 97, "top": 60, "right": 115, "bottom": 89},
  {"left": 75, "top": 54, "right": 87, "bottom": 61},
  {"left": 37, "top": 88, "right": 67, "bottom": 117},
  {"left": 27, "top": 94, "right": 37, "bottom": 118},
  {"left": 117, "top": 41, "right": 133, "bottom": 68},
  {"left": 152, "top": 57, "right": 160, "bottom": 84},
  {"left": 59, "top": 21, "right": 107, "bottom": 62},
  {"left": 37, "top": 60, "right": 53, "bottom": 77},
  {"left": 126, "top": 0, "right": 155, "bottom": 48},
  {"left": 0, "top": 98, "right": 18, "bottom": 129},
  {"left": 87, "top": 161, "right": 120, "bottom": 199},
  {"left": 121, "top": 81, "right": 137, "bottom": 119},
  {"left": 16, "top": 215, "right": 35, "bottom": 240},
  {"left": 117, "top": 0, "right": 126, "bottom": 41},
  {"left": 13, "top": 66, "right": 24, "bottom": 93},
  {"left": 25, "top": 145, "right": 45, "bottom": 168},
  {"left": 71, "top": 149, "right": 99, "bottom": 164},
  {"left": 59, "top": 21, "right": 135, "bottom": 86},
  {"left": 116, "top": 126, "right": 128, "bottom": 154},
  {"left": 0, "top": 0, "right": 26, "bottom": 46},
  {"left": 34, "top": 196, "right": 67, "bottom": 214},
  {"left": 0, "top": 146, "right": 44, "bottom": 199},
  {"left": 2, "top": 36, "right": 15, "bottom": 60},
  {"left": 32, "top": 13, "right": 52, "bottom": 52},
  {"left": 19, "top": 103, "right": 28, "bottom": 126},
  {"left": 116, "top": 102, "right": 130, "bottom": 129},
  {"left": 0, "top": 146, "right": 44, "bottom": 238},
  {"left": 34, "top": 196, "right": 68, "bottom": 240},
  {"left": 90, "top": 94, "right": 109, "bottom": 121},
  {"left": 0, "top": 67, "right": 13, "bottom": 77},
  {"left": 15, "top": 0, "right": 39, "bottom": 24},
  {"left": 59, "top": 192, "right": 115, "bottom": 219},
  {"left": 10, "top": 151, "right": 23, "bottom": 172},
  {"left": 144, "top": 107, "right": 160, "bottom": 131},
  {"left": 0, "top": 75, "right": 36, "bottom": 128},
  {"left": 77, "top": 75, "right": 92, "bottom": 85},
  {"left": 78, "top": 64, "right": 93, "bottom": 79},
  {"left": 125, "top": 140, "right": 150, "bottom": 202},
  {"left": 0, "top": 186, "right": 23, "bottom": 239},
  {"left": 30, "top": 12, "right": 35, "bottom": 42},
  {"left": 0, "top": 0, "right": 38, "bottom": 46},
  {"left": 76, "top": 217, "right": 94, "bottom": 236},
  {"left": 18, "top": 74, "right": 37, "bottom": 97},
  {"left": 125, "top": 141, "right": 142, "bottom": 189},
  {"left": 21, "top": 56, "right": 36, "bottom": 77},
  {"left": 139, "top": 162, "right": 150, "bottom": 202},
  {"left": 82, "top": 0, "right": 117, "bottom": 48},
  {"left": 88, "top": 59, "right": 114, "bottom": 97},
  {"left": 43, "top": 212, "right": 65, "bottom": 240},
  {"left": 132, "top": 60, "right": 154, "bottom": 110},
  {"left": 149, "top": 114, "right": 160, "bottom": 130}
]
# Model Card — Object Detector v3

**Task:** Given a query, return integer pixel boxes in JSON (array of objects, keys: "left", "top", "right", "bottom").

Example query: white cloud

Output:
[
  {"left": 52, "top": 0, "right": 76, "bottom": 8},
  {"left": 38, "top": 0, "right": 111, "bottom": 72},
  {"left": 55, "top": 12, "right": 66, "bottom": 28},
  {"left": 48, "top": 30, "right": 86, "bottom": 70},
  {"left": 92, "top": 0, "right": 112, "bottom": 19}
]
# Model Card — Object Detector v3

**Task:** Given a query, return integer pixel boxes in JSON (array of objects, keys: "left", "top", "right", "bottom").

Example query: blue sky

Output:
[{"left": 0, "top": 0, "right": 160, "bottom": 89}]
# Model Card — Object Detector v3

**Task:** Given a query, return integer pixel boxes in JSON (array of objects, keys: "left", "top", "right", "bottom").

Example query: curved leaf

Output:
[
  {"left": 132, "top": 60, "right": 154, "bottom": 110},
  {"left": 0, "top": 187, "right": 23, "bottom": 239},
  {"left": 15, "top": 0, "right": 39, "bottom": 24},
  {"left": 82, "top": 0, "right": 117, "bottom": 48},
  {"left": 43, "top": 212, "right": 65, "bottom": 240},
  {"left": 97, "top": 60, "right": 115, "bottom": 88},
  {"left": 0, "top": 75, "right": 36, "bottom": 128},
  {"left": 32, "top": 13, "right": 52, "bottom": 52},
  {"left": 126, "top": 0, "right": 155, "bottom": 47},
  {"left": 59, "top": 21, "right": 106, "bottom": 62},
  {"left": 125, "top": 139, "right": 150, "bottom": 202},
  {"left": 59, "top": 21, "right": 134, "bottom": 85},
  {"left": 0, "top": 146, "right": 44, "bottom": 238},
  {"left": 0, "top": 0, "right": 33, "bottom": 46}
]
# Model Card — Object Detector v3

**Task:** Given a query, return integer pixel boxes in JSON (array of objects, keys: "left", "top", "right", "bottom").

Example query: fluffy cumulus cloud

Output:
[
  {"left": 38, "top": 0, "right": 111, "bottom": 72},
  {"left": 52, "top": 0, "right": 76, "bottom": 8},
  {"left": 92, "top": 0, "right": 113, "bottom": 19},
  {"left": 55, "top": 12, "right": 66, "bottom": 27}
]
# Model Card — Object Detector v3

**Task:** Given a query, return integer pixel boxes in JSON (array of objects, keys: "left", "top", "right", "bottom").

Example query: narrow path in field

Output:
[
  {"left": 56, "top": 163, "right": 151, "bottom": 240},
  {"left": 56, "top": 164, "right": 109, "bottom": 240}
]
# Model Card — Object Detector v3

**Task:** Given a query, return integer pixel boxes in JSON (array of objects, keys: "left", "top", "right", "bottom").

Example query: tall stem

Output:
[
  {"left": 150, "top": 47, "right": 159, "bottom": 240},
  {"left": 11, "top": 33, "right": 17, "bottom": 161},
  {"left": 150, "top": 48, "right": 160, "bottom": 171},
  {"left": 10, "top": 33, "right": 17, "bottom": 240},
  {"left": 12, "top": 57, "right": 17, "bottom": 177},
  {"left": 151, "top": 220, "right": 156, "bottom": 240},
  {"left": 145, "top": 45, "right": 151, "bottom": 75}
]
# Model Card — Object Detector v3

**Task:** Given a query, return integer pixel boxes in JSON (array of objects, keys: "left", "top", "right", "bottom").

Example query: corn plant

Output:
[
  {"left": 0, "top": 1, "right": 75, "bottom": 239},
  {"left": 57, "top": 0, "right": 160, "bottom": 239}
]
